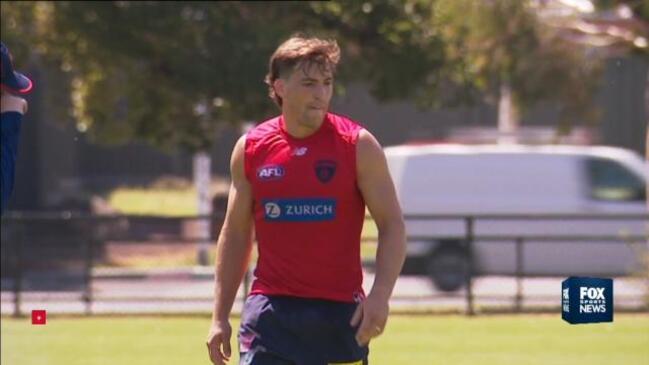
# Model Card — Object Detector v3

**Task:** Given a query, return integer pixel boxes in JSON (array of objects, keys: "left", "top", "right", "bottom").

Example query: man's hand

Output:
[
  {"left": 1, "top": 93, "right": 28, "bottom": 114},
  {"left": 350, "top": 292, "right": 390, "bottom": 347},
  {"left": 206, "top": 320, "right": 232, "bottom": 365}
]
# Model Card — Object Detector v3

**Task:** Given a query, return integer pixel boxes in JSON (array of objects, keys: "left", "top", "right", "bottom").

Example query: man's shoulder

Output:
[
  {"left": 327, "top": 112, "right": 364, "bottom": 143},
  {"left": 246, "top": 115, "right": 282, "bottom": 141}
]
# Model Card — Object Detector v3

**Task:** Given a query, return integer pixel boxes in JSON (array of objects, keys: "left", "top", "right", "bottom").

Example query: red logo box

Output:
[{"left": 31, "top": 310, "right": 47, "bottom": 325}]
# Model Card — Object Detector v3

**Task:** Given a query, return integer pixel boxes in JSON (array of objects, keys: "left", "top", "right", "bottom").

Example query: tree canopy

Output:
[{"left": 2, "top": 1, "right": 638, "bottom": 152}]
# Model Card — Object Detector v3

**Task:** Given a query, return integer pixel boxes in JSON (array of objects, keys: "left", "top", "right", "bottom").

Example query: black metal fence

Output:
[
  {"left": 399, "top": 213, "right": 648, "bottom": 315},
  {"left": 1, "top": 212, "right": 647, "bottom": 317}
]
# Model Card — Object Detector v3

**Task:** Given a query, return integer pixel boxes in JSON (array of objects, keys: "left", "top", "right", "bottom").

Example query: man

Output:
[
  {"left": 206, "top": 35, "right": 406, "bottom": 365},
  {"left": 1, "top": 42, "right": 32, "bottom": 214}
]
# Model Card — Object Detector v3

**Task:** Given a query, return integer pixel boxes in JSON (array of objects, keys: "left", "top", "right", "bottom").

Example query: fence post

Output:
[
  {"left": 515, "top": 237, "right": 524, "bottom": 313},
  {"left": 12, "top": 222, "right": 24, "bottom": 318},
  {"left": 83, "top": 225, "right": 94, "bottom": 316},
  {"left": 465, "top": 216, "right": 475, "bottom": 316}
]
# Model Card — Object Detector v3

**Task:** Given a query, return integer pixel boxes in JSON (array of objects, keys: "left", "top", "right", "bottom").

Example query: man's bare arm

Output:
[
  {"left": 213, "top": 135, "right": 254, "bottom": 322},
  {"left": 207, "top": 135, "right": 254, "bottom": 364},
  {"left": 351, "top": 129, "right": 406, "bottom": 346}
]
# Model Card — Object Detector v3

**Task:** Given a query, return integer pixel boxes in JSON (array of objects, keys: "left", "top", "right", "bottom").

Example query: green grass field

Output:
[
  {"left": 2, "top": 314, "right": 648, "bottom": 365},
  {"left": 108, "top": 187, "right": 200, "bottom": 216}
]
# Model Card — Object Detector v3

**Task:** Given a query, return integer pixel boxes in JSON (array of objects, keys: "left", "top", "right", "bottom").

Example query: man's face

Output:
[{"left": 275, "top": 62, "right": 333, "bottom": 129}]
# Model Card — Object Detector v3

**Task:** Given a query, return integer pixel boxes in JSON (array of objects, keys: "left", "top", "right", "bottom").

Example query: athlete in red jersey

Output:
[
  {"left": 245, "top": 112, "right": 366, "bottom": 303},
  {"left": 207, "top": 35, "right": 406, "bottom": 365}
]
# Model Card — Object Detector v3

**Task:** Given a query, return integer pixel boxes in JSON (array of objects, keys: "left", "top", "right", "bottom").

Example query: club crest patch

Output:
[{"left": 314, "top": 160, "right": 337, "bottom": 183}]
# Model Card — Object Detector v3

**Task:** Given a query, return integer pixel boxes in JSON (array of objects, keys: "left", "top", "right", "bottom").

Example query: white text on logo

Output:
[
  {"left": 285, "top": 204, "right": 334, "bottom": 216},
  {"left": 257, "top": 165, "right": 285, "bottom": 180},
  {"left": 579, "top": 287, "right": 606, "bottom": 313}
]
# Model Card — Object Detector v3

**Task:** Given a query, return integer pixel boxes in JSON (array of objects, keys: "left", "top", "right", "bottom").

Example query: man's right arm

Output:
[
  {"left": 1, "top": 93, "right": 28, "bottom": 214},
  {"left": 207, "top": 135, "right": 254, "bottom": 364}
]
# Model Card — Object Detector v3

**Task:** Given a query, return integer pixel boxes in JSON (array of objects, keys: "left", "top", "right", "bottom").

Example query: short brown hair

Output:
[{"left": 265, "top": 35, "right": 341, "bottom": 107}]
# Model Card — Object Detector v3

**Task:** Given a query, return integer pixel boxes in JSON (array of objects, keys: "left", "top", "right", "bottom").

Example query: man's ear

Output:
[{"left": 273, "top": 78, "right": 285, "bottom": 99}]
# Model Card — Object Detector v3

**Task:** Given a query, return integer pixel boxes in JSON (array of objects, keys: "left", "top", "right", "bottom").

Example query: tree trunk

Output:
[{"left": 498, "top": 81, "right": 520, "bottom": 144}]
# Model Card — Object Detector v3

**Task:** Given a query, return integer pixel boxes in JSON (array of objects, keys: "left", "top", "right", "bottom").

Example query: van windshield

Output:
[{"left": 586, "top": 158, "right": 646, "bottom": 202}]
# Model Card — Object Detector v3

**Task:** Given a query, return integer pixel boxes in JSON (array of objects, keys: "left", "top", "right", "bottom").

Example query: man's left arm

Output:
[{"left": 350, "top": 129, "right": 406, "bottom": 346}]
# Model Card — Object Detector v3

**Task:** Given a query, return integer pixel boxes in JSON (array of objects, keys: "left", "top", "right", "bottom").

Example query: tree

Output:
[
  {"left": 2, "top": 1, "right": 306, "bottom": 263},
  {"left": 431, "top": 0, "right": 602, "bottom": 140},
  {"left": 49, "top": 2, "right": 296, "bottom": 151},
  {"left": 2, "top": 2, "right": 308, "bottom": 151},
  {"left": 2, "top": 1, "right": 622, "bottom": 148},
  {"left": 305, "top": 1, "right": 604, "bottom": 140},
  {"left": 305, "top": 0, "right": 445, "bottom": 103}
]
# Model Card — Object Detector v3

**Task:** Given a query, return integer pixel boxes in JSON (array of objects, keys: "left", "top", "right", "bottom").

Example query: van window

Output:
[{"left": 586, "top": 158, "right": 646, "bottom": 202}]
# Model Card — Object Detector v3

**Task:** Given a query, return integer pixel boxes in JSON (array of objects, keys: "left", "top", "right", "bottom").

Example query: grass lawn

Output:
[
  {"left": 108, "top": 187, "right": 199, "bottom": 216},
  {"left": 2, "top": 314, "right": 647, "bottom": 365}
]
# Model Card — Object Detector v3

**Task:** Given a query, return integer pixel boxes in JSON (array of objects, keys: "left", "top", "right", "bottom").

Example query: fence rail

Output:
[{"left": 1, "top": 212, "right": 647, "bottom": 317}]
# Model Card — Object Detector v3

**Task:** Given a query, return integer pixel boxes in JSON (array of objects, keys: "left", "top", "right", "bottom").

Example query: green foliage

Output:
[
  {"left": 1, "top": 1, "right": 617, "bottom": 151},
  {"left": 46, "top": 2, "right": 295, "bottom": 151},
  {"left": 432, "top": 0, "right": 601, "bottom": 126},
  {"left": 311, "top": 0, "right": 603, "bottom": 125},
  {"left": 308, "top": 0, "right": 445, "bottom": 103},
  {"left": 3, "top": 2, "right": 296, "bottom": 151}
]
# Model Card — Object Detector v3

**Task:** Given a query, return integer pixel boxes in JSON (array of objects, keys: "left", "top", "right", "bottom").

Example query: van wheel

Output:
[{"left": 427, "top": 248, "right": 469, "bottom": 292}]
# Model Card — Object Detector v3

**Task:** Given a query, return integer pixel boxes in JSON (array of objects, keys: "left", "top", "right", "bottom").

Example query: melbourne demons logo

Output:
[
  {"left": 257, "top": 165, "right": 285, "bottom": 181},
  {"left": 314, "top": 160, "right": 337, "bottom": 183}
]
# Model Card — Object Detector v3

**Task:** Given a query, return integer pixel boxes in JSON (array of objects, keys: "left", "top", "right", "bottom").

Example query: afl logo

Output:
[
  {"left": 264, "top": 202, "right": 281, "bottom": 218},
  {"left": 257, "top": 165, "right": 285, "bottom": 181}
]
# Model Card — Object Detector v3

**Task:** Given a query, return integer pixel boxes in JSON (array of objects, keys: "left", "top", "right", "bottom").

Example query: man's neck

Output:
[{"left": 282, "top": 111, "right": 325, "bottom": 139}]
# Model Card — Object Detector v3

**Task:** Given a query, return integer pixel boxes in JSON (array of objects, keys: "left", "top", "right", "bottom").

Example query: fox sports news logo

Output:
[
  {"left": 562, "top": 277, "right": 613, "bottom": 324},
  {"left": 579, "top": 287, "right": 606, "bottom": 313}
]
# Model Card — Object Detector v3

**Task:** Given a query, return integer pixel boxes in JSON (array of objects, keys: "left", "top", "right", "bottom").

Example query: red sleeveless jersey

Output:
[{"left": 244, "top": 112, "right": 366, "bottom": 303}]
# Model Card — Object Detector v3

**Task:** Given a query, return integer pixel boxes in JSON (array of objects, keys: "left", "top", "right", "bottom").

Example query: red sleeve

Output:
[{"left": 243, "top": 134, "right": 254, "bottom": 183}]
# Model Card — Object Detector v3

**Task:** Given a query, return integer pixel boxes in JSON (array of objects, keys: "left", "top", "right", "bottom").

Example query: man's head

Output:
[{"left": 265, "top": 35, "right": 340, "bottom": 129}]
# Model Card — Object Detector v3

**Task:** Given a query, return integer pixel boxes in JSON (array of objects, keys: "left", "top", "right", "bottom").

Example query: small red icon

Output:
[{"left": 32, "top": 310, "right": 47, "bottom": 325}]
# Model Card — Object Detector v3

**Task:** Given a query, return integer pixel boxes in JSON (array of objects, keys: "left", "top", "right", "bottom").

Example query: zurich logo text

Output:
[{"left": 263, "top": 198, "right": 336, "bottom": 222}]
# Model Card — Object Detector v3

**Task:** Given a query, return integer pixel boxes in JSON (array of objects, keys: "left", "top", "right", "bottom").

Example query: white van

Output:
[{"left": 385, "top": 144, "right": 648, "bottom": 291}]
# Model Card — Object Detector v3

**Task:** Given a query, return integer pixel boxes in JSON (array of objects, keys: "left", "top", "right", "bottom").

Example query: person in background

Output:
[{"left": 1, "top": 41, "right": 33, "bottom": 214}]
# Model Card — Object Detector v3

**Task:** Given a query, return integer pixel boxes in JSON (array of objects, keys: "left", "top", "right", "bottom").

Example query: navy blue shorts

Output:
[{"left": 238, "top": 294, "right": 369, "bottom": 365}]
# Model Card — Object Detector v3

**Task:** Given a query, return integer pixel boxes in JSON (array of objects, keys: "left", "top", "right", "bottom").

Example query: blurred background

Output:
[
  {"left": 0, "top": 1, "right": 648, "bottom": 364},
  {"left": 1, "top": 0, "right": 646, "bottom": 214}
]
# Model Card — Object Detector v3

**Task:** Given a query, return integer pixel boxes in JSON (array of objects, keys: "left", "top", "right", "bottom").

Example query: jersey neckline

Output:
[{"left": 279, "top": 113, "right": 331, "bottom": 143}]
